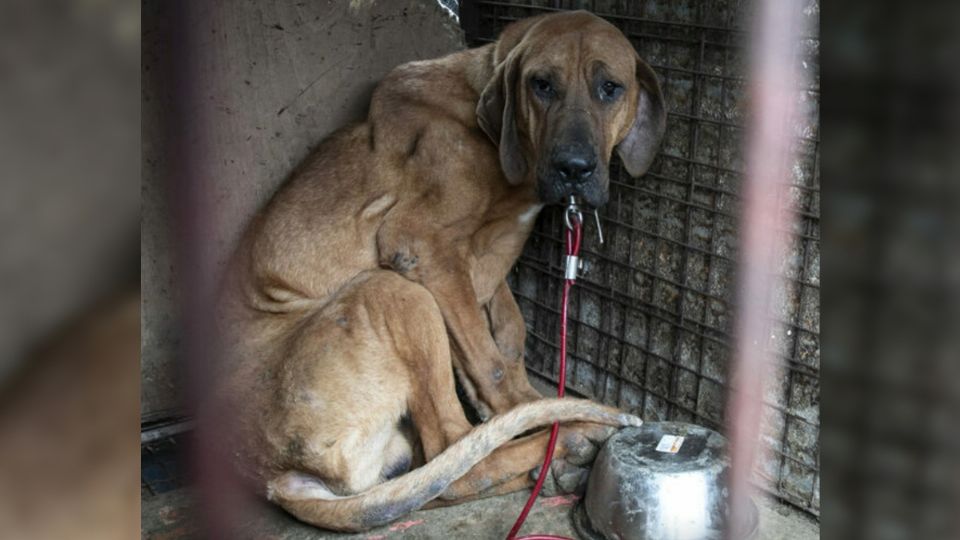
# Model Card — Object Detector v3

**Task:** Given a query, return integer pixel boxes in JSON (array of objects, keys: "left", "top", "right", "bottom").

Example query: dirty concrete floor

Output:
[{"left": 142, "top": 487, "right": 818, "bottom": 539}]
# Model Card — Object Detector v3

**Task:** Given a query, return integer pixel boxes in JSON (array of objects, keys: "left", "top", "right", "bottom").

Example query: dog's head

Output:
[{"left": 477, "top": 11, "right": 666, "bottom": 207}]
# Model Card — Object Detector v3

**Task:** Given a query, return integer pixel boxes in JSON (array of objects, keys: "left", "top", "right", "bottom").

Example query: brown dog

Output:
[{"left": 218, "top": 11, "right": 665, "bottom": 532}]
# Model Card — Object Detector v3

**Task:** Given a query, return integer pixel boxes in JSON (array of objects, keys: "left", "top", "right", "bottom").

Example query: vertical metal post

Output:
[{"left": 727, "top": 0, "right": 807, "bottom": 533}]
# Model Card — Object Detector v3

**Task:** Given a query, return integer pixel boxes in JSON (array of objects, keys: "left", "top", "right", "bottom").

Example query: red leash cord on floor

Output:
[{"left": 506, "top": 203, "right": 583, "bottom": 540}]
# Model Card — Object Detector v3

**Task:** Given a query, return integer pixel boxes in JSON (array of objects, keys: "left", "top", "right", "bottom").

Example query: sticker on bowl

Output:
[{"left": 656, "top": 434, "right": 685, "bottom": 453}]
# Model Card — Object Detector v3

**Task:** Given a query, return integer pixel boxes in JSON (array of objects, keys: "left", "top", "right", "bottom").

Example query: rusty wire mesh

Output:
[{"left": 462, "top": 0, "right": 820, "bottom": 516}]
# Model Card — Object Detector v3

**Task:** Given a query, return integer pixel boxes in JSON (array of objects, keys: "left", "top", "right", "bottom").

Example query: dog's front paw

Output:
[
  {"left": 529, "top": 422, "right": 618, "bottom": 496},
  {"left": 531, "top": 459, "right": 591, "bottom": 497},
  {"left": 560, "top": 422, "right": 617, "bottom": 465}
]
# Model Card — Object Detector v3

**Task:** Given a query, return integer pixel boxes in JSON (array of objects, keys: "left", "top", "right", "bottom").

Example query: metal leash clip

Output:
[
  {"left": 564, "top": 197, "right": 583, "bottom": 280},
  {"left": 563, "top": 196, "right": 583, "bottom": 231},
  {"left": 563, "top": 196, "right": 604, "bottom": 245}
]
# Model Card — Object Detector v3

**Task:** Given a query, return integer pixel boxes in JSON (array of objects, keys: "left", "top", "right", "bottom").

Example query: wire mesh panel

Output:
[{"left": 462, "top": 0, "right": 820, "bottom": 516}]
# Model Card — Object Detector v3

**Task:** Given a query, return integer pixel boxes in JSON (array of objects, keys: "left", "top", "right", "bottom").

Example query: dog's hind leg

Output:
[
  {"left": 258, "top": 270, "right": 449, "bottom": 495},
  {"left": 267, "top": 269, "right": 476, "bottom": 496},
  {"left": 373, "top": 273, "right": 475, "bottom": 461},
  {"left": 324, "top": 270, "right": 472, "bottom": 461}
]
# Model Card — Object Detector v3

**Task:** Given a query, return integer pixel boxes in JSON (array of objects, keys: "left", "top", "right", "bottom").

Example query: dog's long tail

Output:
[{"left": 266, "top": 398, "right": 640, "bottom": 532}]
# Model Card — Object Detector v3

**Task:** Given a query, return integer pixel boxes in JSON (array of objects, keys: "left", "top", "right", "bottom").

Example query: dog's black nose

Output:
[{"left": 554, "top": 154, "right": 597, "bottom": 183}]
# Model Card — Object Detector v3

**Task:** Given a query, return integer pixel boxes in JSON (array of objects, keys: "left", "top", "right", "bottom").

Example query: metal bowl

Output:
[{"left": 572, "top": 422, "right": 758, "bottom": 540}]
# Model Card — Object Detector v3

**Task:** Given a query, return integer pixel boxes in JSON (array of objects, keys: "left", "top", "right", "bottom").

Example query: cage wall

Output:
[{"left": 462, "top": 0, "right": 821, "bottom": 516}]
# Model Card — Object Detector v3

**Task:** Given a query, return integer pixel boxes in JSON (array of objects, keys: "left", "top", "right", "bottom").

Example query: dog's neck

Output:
[{"left": 461, "top": 44, "right": 498, "bottom": 99}]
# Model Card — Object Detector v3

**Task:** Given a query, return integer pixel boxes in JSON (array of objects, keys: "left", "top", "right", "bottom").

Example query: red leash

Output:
[{"left": 506, "top": 202, "right": 583, "bottom": 540}]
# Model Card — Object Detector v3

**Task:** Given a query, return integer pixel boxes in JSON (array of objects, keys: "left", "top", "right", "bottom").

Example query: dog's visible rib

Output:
[{"left": 266, "top": 398, "right": 641, "bottom": 532}]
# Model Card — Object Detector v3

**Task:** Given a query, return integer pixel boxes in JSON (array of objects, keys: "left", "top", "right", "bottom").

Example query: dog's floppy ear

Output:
[
  {"left": 617, "top": 58, "right": 666, "bottom": 177},
  {"left": 476, "top": 16, "right": 546, "bottom": 185},
  {"left": 477, "top": 50, "right": 526, "bottom": 185}
]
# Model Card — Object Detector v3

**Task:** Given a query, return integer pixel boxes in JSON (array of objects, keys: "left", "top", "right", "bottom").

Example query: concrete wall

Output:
[{"left": 141, "top": 0, "right": 465, "bottom": 419}]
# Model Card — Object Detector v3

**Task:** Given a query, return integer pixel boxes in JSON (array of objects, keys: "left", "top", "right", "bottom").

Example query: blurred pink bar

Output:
[{"left": 726, "top": 0, "right": 806, "bottom": 535}]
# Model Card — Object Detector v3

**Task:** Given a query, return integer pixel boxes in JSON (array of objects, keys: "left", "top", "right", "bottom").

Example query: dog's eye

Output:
[
  {"left": 531, "top": 77, "right": 554, "bottom": 99},
  {"left": 599, "top": 80, "right": 623, "bottom": 101}
]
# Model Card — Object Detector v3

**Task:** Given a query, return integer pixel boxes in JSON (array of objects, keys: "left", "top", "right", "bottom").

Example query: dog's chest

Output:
[
  {"left": 470, "top": 202, "right": 542, "bottom": 265},
  {"left": 517, "top": 204, "right": 544, "bottom": 226}
]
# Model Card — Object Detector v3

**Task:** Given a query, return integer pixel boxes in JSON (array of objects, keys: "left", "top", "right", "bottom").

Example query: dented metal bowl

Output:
[{"left": 573, "top": 422, "right": 758, "bottom": 540}]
